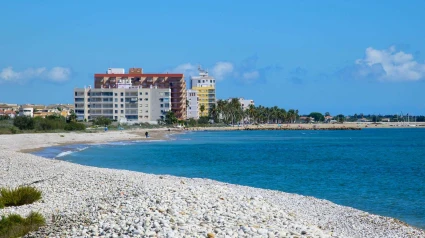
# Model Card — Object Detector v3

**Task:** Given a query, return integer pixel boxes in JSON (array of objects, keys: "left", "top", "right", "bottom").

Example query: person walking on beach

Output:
[{"left": 145, "top": 131, "right": 149, "bottom": 138}]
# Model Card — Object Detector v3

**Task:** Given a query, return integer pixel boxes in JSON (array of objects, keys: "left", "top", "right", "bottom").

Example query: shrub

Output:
[
  {"left": 10, "top": 127, "right": 18, "bottom": 134},
  {"left": 0, "top": 186, "right": 42, "bottom": 207},
  {"left": 13, "top": 116, "right": 34, "bottom": 130},
  {"left": 92, "top": 116, "right": 112, "bottom": 126},
  {"left": 0, "top": 212, "right": 45, "bottom": 238},
  {"left": 64, "top": 121, "right": 86, "bottom": 131}
]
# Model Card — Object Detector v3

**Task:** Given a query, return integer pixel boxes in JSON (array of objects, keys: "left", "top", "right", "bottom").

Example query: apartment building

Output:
[
  {"left": 74, "top": 80, "right": 171, "bottom": 123},
  {"left": 93, "top": 67, "right": 186, "bottom": 119},
  {"left": 190, "top": 66, "right": 216, "bottom": 117},
  {"left": 227, "top": 98, "right": 255, "bottom": 110},
  {"left": 186, "top": 89, "right": 199, "bottom": 119}
]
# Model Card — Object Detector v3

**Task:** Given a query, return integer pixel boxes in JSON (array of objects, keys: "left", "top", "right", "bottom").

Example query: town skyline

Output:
[{"left": 1, "top": 0, "right": 425, "bottom": 115}]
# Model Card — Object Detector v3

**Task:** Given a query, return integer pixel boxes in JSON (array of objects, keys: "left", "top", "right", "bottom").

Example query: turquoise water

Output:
[{"left": 33, "top": 129, "right": 425, "bottom": 229}]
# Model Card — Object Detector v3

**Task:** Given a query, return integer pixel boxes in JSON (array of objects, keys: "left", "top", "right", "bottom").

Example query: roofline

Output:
[{"left": 94, "top": 73, "right": 184, "bottom": 77}]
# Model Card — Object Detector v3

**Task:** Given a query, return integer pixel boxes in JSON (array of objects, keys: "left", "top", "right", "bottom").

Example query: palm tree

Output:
[
  {"left": 200, "top": 104, "right": 205, "bottom": 117},
  {"left": 209, "top": 104, "right": 218, "bottom": 122}
]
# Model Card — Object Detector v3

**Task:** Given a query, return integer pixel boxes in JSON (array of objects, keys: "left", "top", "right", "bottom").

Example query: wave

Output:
[
  {"left": 55, "top": 150, "right": 74, "bottom": 158},
  {"left": 55, "top": 146, "right": 89, "bottom": 158}
]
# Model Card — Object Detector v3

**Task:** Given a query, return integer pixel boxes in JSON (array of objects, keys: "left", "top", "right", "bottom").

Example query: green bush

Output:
[
  {"left": 92, "top": 116, "right": 112, "bottom": 126},
  {"left": 0, "top": 212, "right": 45, "bottom": 238},
  {"left": 64, "top": 121, "right": 86, "bottom": 131},
  {"left": 13, "top": 116, "right": 34, "bottom": 130},
  {"left": 0, "top": 186, "right": 42, "bottom": 207}
]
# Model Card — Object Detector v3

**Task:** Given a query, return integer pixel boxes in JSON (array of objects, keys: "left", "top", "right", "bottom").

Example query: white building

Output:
[
  {"left": 74, "top": 80, "right": 171, "bottom": 124},
  {"left": 239, "top": 98, "right": 255, "bottom": 110},
  {"left": 228, "top": 98, "right": 255, "bottom": 110},
  {"left": 18, "top": 107, "right": 34, "bottom": 117},
  {"left": 186, "top": 89, "right": 199, "bottom": 119}
]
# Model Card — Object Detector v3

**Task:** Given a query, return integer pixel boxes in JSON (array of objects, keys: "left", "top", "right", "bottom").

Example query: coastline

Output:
[
  {"left": 0, "top": 128, "right": 182, "bottom": 153},
  {"left": 1, "top": 130, "right": 424, "bottom": 237}
]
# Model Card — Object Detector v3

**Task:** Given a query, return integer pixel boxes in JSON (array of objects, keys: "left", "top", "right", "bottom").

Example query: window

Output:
[
  {"left": 115, "top": 93, "right": 117, "bottom": 96},
  {"left": 121, "top": 110, "right": 124, "bottom": 113},
  {"left": 160, "top": 104, "right": 163, "bottom": 108},
  {"left": 145, "top": 110, "right": 148, "bottom": 113},
  {"left": 189, "top": 107, "right": 191, "bottom": 110},
  {"left": 198, "top": 80, "right": 200, "bottom": 83},
  {"left": 145, "top": 98, "right": 148, "bottom": 101},
  {"left": 120, "top": 92, "right": 123, "bottom": 96},
  {"left": 145, "top": 92, "right": 148, "bottom": 95},
  {"left": 114, "top": 98, "right": 118, "bottom": 102},
  {"left": 145, "top": 104, "right": 148, "bottom": 107},
  {"left": 210, "top": 80, "right": 212, "bottom": 83},
  {"left": 115, "top": 116, "right": 117, "bottom": 120},
  {"left": 121, "top": 104, "right": 123, "bottom": 108},
  {"left": 115, "top": 104, "right": 118, "bottom": 108},
  {"left": 115, "top": 110, "right": 118, "bottom": 113},
  {"left": 120, "top": 98, "right": 123, "bottom": 102}
]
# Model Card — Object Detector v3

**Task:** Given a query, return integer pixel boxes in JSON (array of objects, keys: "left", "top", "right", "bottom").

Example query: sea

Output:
[{"left": 32, "top": 129, "right": 425, "bottom": 229}]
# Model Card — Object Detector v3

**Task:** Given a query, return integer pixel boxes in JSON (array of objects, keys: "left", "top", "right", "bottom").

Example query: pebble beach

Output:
[{"left": 1, "top": 130, "right": 424, "bottom": 237}]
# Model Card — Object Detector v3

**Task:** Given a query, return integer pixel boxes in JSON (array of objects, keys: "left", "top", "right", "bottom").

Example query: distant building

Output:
[
  {"left": 239, "top": 98, "right": 255, "bottom": 110},
  {"left": 186, "top": 89, "right": 199, "bottom": 119},
  {"left": 0, "top": 110, "right": 16, "bottom": 118},
  {"left": 74, "top": 83, "right": 171, "bottom": 124},
  {"left": 19, "top": 107, "right": 34, "bottom": 117},
  {"left": 190, "top": 66, "right": 216, "bottom": 117},
  {"left": 0, "top": 103, "right": 19, "bottom": 112},
  {"left": 227, "top": 98, "right": 255, "bottom": 110},
  {"left": 93, "top": 67, "right": 186, "bottom": 119}
]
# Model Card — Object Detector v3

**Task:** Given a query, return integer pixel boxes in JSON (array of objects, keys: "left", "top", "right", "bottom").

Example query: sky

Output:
[{"left": 1, "top": 0, "right": 425, "bottom": 115}]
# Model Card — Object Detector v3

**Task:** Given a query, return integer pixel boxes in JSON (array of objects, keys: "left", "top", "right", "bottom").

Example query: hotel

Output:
[
  {"left": 189, "top": 66, "right": 216, "bottom": 118},
  {"left": 74, "top": 68, "right": 186, "bottom": 123}
]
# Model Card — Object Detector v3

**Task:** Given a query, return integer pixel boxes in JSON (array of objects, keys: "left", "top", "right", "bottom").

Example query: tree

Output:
[
  {"left": 93, "top": 116, "right": 112, "bottom": 126},
  {"left": 208, "top": 104, "right": 219, "bottom": 122},
  {"left": 13, "top": 116, "right": 35, "bottom": 130},
  {"left": 200, "top": 104, "right": 205, "bottom": 116},
  {"left": 309, "top": 112, "right": 325, "bottom": 122},
  {"left": 69, "top": 110, "right": 77, "bottom": 122},
  {"left": 164, "top": 111, "right": 177, "bottom": 125},
  {"left": 336, "top": 114, "right": 345, "bottom": 123}
]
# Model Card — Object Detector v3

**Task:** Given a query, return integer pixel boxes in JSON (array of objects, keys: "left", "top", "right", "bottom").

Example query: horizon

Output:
[{"left": 1, "top": 1, "right": 424, "bottom": 115}]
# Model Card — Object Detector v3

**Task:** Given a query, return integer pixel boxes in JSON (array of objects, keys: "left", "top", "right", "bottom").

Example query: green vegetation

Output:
[
  {"left": 0, "top": 115, "right": 86, "bottom": 134},
  {"left": 92, "top": 116, "right": 112, "bottom": 126},
  {"left": 0, "top": 186, "right": 42, "bottom": 208},
  {"left": 163, "top": 111, "right": 178, "bottom": 125},
  {"left": 64, "top": 121, "right": 86, "bottom": 131},
  {"left": 0, "top": 212, "right": 45, "bottom": 238},
  {"left": 13, "top": 116, "right": 35, "bottom": 130},
  {"left": 309, "top": 112, "right": 325, "bottom": 122}
]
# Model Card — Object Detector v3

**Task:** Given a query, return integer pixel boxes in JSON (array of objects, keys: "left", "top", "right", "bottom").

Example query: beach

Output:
[{"left": 1, "top": 129, "right": 424, "bottom": 237}]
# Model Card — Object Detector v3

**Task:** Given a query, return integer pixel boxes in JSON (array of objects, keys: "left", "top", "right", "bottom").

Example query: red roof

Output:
[{"left": 94, "top": 73, "right": 184, "bottom": 78}]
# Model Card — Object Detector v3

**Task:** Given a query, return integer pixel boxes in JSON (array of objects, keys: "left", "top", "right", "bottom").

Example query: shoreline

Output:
[
  {"left": 0, "top": 128, "right": 183, "bottom": 154},
  {"left": 1, "top": 130, "right": 424, "bottom": 237}
]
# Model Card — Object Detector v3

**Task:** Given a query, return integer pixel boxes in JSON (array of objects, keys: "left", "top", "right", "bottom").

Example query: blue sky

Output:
[{"left": 1, "top": 0, "right": 425, "bottom": 115}]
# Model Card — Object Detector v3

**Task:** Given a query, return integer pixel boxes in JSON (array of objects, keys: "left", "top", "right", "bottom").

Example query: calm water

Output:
[{"left": 33, "top": 129, "right": 425, "bottom": 229}]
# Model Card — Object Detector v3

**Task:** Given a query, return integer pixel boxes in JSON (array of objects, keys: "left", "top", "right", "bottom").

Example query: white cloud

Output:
[
  {"left": 242, "top": 71, "right": 260, "bottom": 80},
  {"left": 170, "top": 62, "right": 234, "bottom": 80},
  {"left": 355, "top": 46, "right": 425, "bottom": 81},
  {"left": 212, "top": 62, "right": 234, "bottom": 80},
  {"left": 0, "top": 66, "right": 71, "bottom": 83},
  {"left": 169, "top": 63, "right": 198, "bottom": 77}
]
